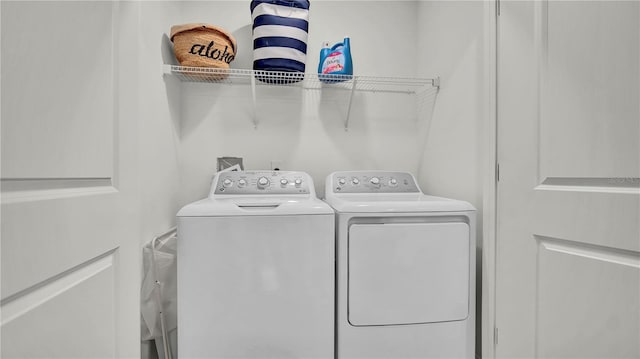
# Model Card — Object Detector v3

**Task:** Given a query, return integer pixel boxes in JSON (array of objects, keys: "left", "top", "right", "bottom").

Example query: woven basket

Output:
[{"left": 170, "top": 23, "right": 237, "bottom": 80}]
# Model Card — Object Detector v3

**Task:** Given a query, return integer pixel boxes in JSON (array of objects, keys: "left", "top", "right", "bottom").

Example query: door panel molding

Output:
[
  {"left": 536, "top": 235, "right": 640, "bottom": 269},
  {"left": 533, "top": 0, "right": 547, "bottom": 184},
  {"left": 1, "top": 250, "right": 116, "bottom": 325},
  {"left": 536, "top": 237, "right": 640, "bottom": 358},
  {"left": 1, "top": 178, "right": 116, "bottom": 204},
  {"left": 1, "top": 255, "right": 117, "bottom": 358},
  {"left": 536, "top": 177, "right": 640, "bottom": 194},
  {"left": 533, "top": 190, "right": 640, "bottom": 252}
]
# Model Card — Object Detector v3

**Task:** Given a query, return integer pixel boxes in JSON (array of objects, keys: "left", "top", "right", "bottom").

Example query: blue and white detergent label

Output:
[{"left": 322, "top": 47, "right": 345, "bottom": 74}]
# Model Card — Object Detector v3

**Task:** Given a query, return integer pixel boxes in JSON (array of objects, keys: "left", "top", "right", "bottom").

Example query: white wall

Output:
[
  {"left": 166, "top": 1, "right": 486, "bottom": 207},
  {"left": 416, "top": 2, "right": 487, "bottom": 357},
  {"left": 174, "top": 1, "right": 422, "bottom": 203},
  {"left": 139, "top": 2, "right": 182, "bottom": 238},
  {"left": 416, "top": 1, "right": 485, "bottom": 211},
  {"left": 137, "top": 2, "right": 183, "bottom": 357}
]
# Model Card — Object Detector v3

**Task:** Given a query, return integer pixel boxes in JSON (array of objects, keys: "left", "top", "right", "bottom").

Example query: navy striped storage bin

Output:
[{"left": 251, "top": 0, "right": 310, "bottom": 82}]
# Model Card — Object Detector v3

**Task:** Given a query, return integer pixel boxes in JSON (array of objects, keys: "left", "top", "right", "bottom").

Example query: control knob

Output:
[
  {"left": 370, "top": 177, "right": 380, "bottom": 185},
  {"left": 222, "top": 179, "right": 233, "bottom": 187},
  {"left": 389, "top": 178, "right": 398, "bottom": 186},
  {"left": 238, "top": 179, "right": 247, "bottom": 187},
  {"left": 257, "top": 176, "right": 270, "bottom": 189},
  {"left": 280, "top": 178, "right": 289, "bottom": 187},
  {"left": 352, "top": 178, "right": 360, "bottom": 185},
  {"left": 294, "top": 178, "right": 303, "bottom": 187}
]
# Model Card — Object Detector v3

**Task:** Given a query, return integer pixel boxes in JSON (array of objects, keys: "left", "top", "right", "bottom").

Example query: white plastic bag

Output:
[{"left": 141, "top": 231, "right": 177, "bottom": 359}]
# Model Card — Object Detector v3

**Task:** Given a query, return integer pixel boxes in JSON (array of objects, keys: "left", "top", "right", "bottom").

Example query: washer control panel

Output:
[
  {"left": 213, "top": 171, "right": 310, "bottom": 195},
  {"left": 332, "top": 171, "right": 420, "bottom": 193}
]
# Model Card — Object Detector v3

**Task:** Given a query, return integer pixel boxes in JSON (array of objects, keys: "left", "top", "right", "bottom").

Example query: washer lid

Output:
[
  {"left": 178, "top": 170, "right": 334, "bottom": 217},
  {"left": 177, "top": 197, "right": 334, "bottom": 217}
]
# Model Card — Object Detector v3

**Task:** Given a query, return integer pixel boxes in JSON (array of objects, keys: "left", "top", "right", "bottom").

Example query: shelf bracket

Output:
[
  {"left": 250, "top": 73, "right": 258, "bottom": 129},
  {"left": 344, "top": 77, "right": 358, "bottom": 131}
]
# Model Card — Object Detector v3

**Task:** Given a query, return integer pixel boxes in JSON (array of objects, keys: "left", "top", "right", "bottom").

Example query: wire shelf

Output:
[
  {"left": 162, "top": 65, "right": 440, "bottom": 129},
  {"left": 163, "top": 65, "right": 438, "bottom": 94}
]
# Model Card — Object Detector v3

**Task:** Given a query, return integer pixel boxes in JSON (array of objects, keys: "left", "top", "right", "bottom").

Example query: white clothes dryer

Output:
[
  {"left": 325, "top": 171, "right": 476, "bottom": 359},
  {"left": 177, "top": 171, "right": 334, "bottom": 359}
]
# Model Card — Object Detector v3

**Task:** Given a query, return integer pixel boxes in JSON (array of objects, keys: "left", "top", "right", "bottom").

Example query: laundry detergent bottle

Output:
[{"left": 318, "top": 37, "right": 353, "bottom": 83}]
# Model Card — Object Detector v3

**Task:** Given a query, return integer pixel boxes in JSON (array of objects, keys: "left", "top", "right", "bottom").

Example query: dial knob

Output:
[
  {"left": 222, "top": 179, "right": 233, "bottom": 187},
  {"left": 294, "top": 178, "right": 303, "bottom": 187},
  {"left": 389, "top": 178, "right": 398, "bottom": 186},
  {"left": 370, "top": 177, "right": 380, "bottom": 185},
  {"left": 238, "top": 179, "right": 247, "bottom": 187},
  {"left": 257, "top": 176, "right": 270, "bottom": 189},
  {"left": 280, "top": 178, "right": 289, "bottom": 187},
  {"left": 352, "top": 178, "right": 360, "bottom": 185},
  {"left": 338, "top": 178, "right": 346, "bottom": 185}
]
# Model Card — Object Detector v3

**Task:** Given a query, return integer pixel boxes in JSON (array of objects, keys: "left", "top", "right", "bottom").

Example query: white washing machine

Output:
[
  {"left": 325, "top": 171, "right": 476, "bottom": 359},
  {"left": 177, "top": 171, "right": 334, "bottom": 359}
]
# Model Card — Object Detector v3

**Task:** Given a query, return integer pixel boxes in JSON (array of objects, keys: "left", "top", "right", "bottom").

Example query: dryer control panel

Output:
[
  {"left": 213, "top": 171, "right": 310, "bottom": 195},
  {"left": 331, "top": 171, "right": 420, "bottom": 193}
]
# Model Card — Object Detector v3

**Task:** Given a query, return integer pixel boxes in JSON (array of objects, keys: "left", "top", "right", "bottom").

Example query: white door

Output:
[
  {"left": 496, "top": 1, "right": 639, "bottom": 358},
  {"left": 1, "top": 2, "right": 140, "bottom": 358}
]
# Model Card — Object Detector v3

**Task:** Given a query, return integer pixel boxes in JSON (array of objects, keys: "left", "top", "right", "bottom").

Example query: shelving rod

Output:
[{"left": 344, "top": 77, "right": 358, "bottom": 131}]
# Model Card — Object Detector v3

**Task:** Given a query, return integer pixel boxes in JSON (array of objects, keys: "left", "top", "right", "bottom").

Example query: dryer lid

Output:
[
  {"left": 324, "top": 171, "right": 475, "bottom": 213},
  {"left": 325, "top": 194, "right": 475, "bottom": 213}
]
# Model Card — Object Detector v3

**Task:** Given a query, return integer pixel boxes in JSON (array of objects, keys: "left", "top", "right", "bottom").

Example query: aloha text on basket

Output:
[{"left": 189, "top": 41, "right": 234, "bottom": 63}]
